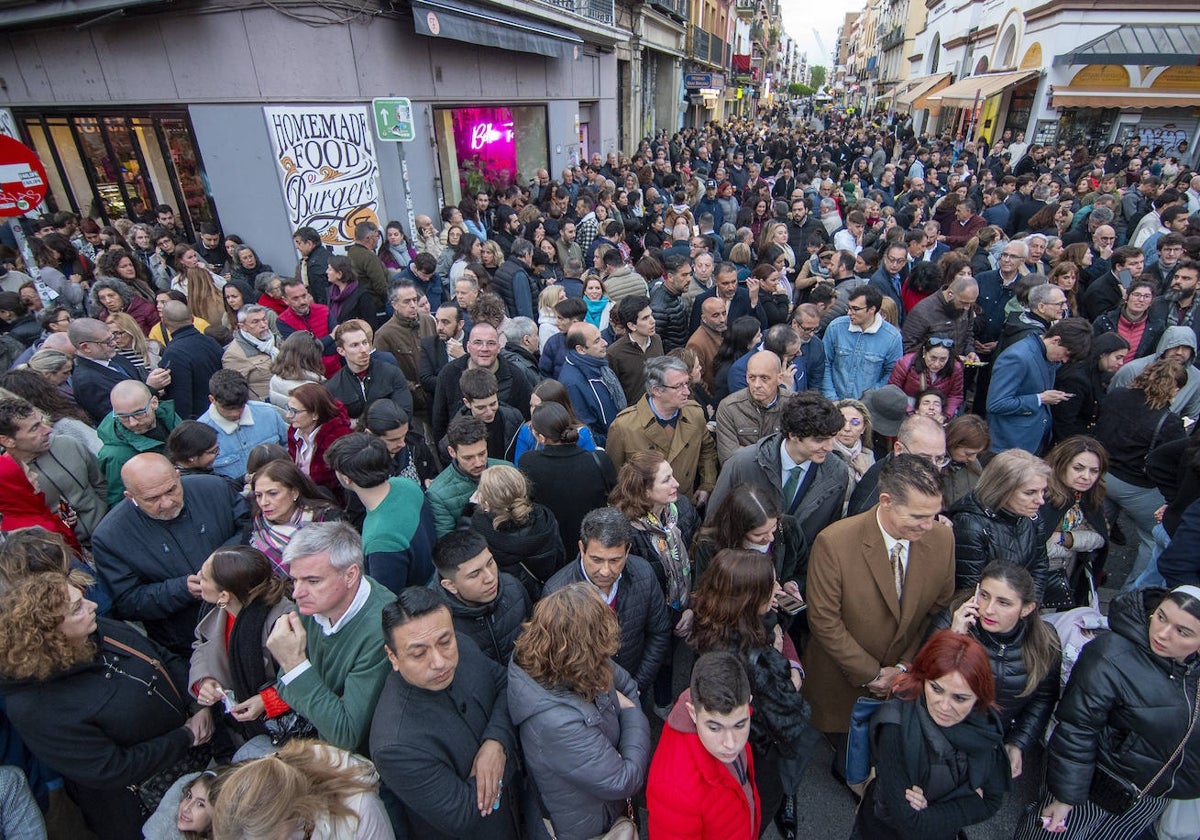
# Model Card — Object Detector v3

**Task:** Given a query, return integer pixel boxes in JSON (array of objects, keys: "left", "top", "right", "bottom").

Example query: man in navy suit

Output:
[
  {"left": 68, "top": 318, "right": 170, "bottom": 423},
  {"left": 985, "top": 318, "right": 1092, "bottom": 454}
]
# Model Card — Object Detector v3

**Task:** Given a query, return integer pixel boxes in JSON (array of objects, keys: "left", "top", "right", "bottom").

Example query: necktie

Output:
[
  {"left": 890, "top": 543, "right": 904, "bottom": 602},
  {"left": 782, "top": 465, "right": 803, "bottom": 510}
]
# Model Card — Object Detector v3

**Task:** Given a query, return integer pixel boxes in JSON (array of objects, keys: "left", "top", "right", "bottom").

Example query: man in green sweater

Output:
[{"left": 267, "top": 521, "right": 393, "bottom": 754}]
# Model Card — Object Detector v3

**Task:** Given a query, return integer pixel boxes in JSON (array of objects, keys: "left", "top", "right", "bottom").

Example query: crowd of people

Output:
[{"left": 0, "top": 106, "right": 1199, "bottom": 840}]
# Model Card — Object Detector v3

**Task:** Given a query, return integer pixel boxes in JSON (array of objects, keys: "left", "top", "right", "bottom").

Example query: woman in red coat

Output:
[
  {"left": 648, "top": 651, "right": 761, "bottom": 840},
  {"left": 284, "top": 382, "right": 351, "bottom": 501},
  {"left": 888, "top": 336, "right": 965, "bottom": 419}
]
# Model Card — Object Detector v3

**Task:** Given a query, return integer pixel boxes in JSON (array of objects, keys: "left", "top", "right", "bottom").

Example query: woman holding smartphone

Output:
[{"left": 932, "top": 561, "right": 1061, "bottom": 779}]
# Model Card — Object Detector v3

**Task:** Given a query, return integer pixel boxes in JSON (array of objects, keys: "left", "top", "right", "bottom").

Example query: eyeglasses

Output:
[
  {"left": 926, "top": 337, "right": 955, "bottom": 349},
  {"left": 846, "top": 304, "right": 870, "bottom": 313},
  {"left": 468, "top": 340, "right": 500, "bottom": 348},
  {"left": 284, "top": 406, "right": 308, "bottom": 417},
  {"left": 1128, "top": 291, "right": 1154, "bottom": 300},
  {"left": 660, "top": 381, "right": 691, "bottom": 392},
  {"left": 85, "top": 334, "right": 118, "bottom": 346},
  {"left": 999, "top": 252, "right": 1023, "bottom": 260},
  {"left": 898, "top": 442, "right": 950, "bottom": 470},
  {"left": 114, "top": 396, "right": 154, "bottom": 419}
]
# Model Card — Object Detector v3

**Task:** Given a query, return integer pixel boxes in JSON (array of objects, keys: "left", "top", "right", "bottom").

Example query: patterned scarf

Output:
[
  {"left": 251, "top": 507, "right": 318, "bottom": 576},
  {"left": 637, "top": 503, "right": 690, "bottom": 610}
]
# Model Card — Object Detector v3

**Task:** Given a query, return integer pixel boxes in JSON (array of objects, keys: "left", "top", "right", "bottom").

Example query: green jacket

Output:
[
  {"left": 426, "top": 458, "right": 511, "bottom": 537},
  {"left": 96, "top": 401, "right": 182, "bottom": 505}
]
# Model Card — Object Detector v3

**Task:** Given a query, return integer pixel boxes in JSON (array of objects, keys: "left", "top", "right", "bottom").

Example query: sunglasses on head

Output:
[{"left": 927, "top": 337, "right": 955, "bottom": 350}]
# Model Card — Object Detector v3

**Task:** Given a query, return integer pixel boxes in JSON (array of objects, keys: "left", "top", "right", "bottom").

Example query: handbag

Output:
[
  {"left": 1089, "top": 679, "right": 1200, "bottom": 815},
  {"left": 1041, "top": 566, "right": 1077, "bottom": 612},
  {"left": 542, "top": 801, "right": 639, "bottom": 840}
]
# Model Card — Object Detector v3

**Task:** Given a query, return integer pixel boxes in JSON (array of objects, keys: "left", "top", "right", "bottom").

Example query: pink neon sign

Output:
[{"left": 450, "top": 106, "right": 516, "bottom": 189}]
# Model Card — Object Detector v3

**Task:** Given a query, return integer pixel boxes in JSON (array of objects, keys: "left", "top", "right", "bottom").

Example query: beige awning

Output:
[
  {"left": 924, "top": 70, "right": 1040, "bottom": 108},
  {"left": 895, "top": 72, "right": 953, "bottom": 112},
  {"left": 1051, "top": 87, "right": 1200, "bottom": 109}
]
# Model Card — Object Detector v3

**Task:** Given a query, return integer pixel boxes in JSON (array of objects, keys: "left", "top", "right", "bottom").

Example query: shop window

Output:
[
  {"left": 433, "top": 105, "right": 549, "bottom": 207},
  {"left": 1058, "top": 107, "right": 1119, "bottom": 150},
  {"left": 17, "top": 110, "right": 218, "bottom": 237}
]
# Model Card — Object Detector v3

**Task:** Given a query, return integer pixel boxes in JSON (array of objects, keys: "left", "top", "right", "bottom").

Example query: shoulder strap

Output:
[
  {"left": 103, "top": 635, "right": 182, "bottom": 702},
  {"left": 1141, "top": 679, "right": 1200, "bottom": 796},
  {"left": 1149, "top": 410, "right": 1170, "bottom": 455}
]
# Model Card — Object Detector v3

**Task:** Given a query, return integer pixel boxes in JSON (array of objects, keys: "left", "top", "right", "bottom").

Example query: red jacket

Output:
[
  {"left": 287, "top": 401, "right": 352, "bottom": 499},
  {"left": 648, "top": 690, "right": 760, "bottom": 840},
  {"left": 887, "top": 351, "right": 965, "bottom": 418},
  {"left": 0, "top": 454, "right": 82, "bottom": 552}
]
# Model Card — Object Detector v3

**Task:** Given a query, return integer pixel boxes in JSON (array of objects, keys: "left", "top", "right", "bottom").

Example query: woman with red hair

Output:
[{"left": 855, "top": 629, "right": 1010, "bottom": 840}]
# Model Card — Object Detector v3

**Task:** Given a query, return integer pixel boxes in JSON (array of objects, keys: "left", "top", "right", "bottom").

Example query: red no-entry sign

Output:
[{"left": 0, "top": 135, "right": 47, "bottom": 217}]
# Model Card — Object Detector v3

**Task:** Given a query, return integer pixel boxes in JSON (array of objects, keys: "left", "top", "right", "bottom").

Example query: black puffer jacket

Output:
[
  {"left": 471, "top": 502, "right": 565, "bottom": 599},
  {"left": 430, "top": 572, "right": 531, "bottom": 665},
  {"left": 930, "top": 606, "right": 1060, "bottom": 753},
  {"left": 649, "top": 281, "right": 691, "bottom": 352},
  {"left": 1047, "top": 588, "right": 1200, "bottom": 806},
  {"left": 948, "top": 492, "right": 1049, "bottom": 599},
  {"left": 543, "top": 555, "right": 671, "bottom": 692}
]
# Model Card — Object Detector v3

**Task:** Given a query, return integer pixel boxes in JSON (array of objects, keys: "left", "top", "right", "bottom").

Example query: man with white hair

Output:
[{"left": 265, "top": 521, "right": 394, "bottom": 753}]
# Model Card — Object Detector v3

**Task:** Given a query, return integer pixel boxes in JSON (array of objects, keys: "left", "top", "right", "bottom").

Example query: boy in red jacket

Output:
[{"left": 647, "top": 651, "right": 761, "bottom": 840}]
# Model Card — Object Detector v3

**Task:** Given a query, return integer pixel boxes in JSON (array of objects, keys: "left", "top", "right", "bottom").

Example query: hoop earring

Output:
[{"left": 216, "top": 597, "right": 229, "bottom": 610}]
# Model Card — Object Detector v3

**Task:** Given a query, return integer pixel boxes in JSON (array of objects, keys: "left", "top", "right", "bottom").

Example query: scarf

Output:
[
  {"left": 240, "top": 329, "right": 279, "bottom": 360},
  {"left": 584, "top": 296, "right": 610, "bottom": 328},
  {"left": 387, "top": 244, "right": 411, "bottom": 269},
  {"left": 227, "top": 599, "right": 274, "bottom": 722},
  {"left": 890, "top": 697, "right": 1010, "bottom": 795},
  {"left": 833, "top": 438, "right": 870, "bottom": 479},
  {"left": 637, "top": 504, "right": 690, "bottom": 610},
  {"left": 569, "top": 350, "right": 628, "bottom": 417},
  {"left": 391, "top": 312, "right": 421, "bottom": 331},
  {"left": 251, "top": 507, "right": 317, "bottom": 575},
  {"left": 327, "top": 280, "right": 358, "bottom": 323}
]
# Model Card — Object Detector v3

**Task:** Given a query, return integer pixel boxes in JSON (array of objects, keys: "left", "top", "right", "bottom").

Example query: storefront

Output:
[
  {"left": 924, "top": 70, "right": 1040, "bottom": 142},
  {"left": 431, "top": 104, "right": 550, "bottom": 208},
  {"left": 1048, "top": 27, "right": 1200, "bottom": 167},
  {"left": 15, "top": 108, "right": 218, "bottom": 238}
]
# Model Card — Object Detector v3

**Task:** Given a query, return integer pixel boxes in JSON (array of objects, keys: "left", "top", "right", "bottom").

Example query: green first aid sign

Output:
[{"left": 372, "top": 98, "right": 415, "bottom": 142}]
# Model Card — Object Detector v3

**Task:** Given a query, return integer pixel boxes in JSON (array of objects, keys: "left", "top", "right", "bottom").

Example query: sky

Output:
[{"left": 779, "top": 0, "right": 863, "bottom": 71}]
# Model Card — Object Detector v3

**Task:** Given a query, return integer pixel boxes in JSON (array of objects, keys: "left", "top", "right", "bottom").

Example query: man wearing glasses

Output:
[
  {"left": 820, "top": 285, "right": 903, "bottom": 402},
  {"left": 430, "top": 321, "right": 531, "bottom": 444},
  {"left": 605, "top": 355, "right": 718, "bottom": 508},
  {"left": 1081, "top": 245, "right": 1146, "bottom": 321},
  {"left": 68, "top": 318, "right": 171, "bottom": 424},
  {"left": 96, "top": 379, "right": 181, "bottom": 506}
]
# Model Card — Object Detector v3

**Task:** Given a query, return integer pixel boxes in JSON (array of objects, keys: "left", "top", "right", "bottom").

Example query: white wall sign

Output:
[{"left": 264, "top": 105, "right": 386, "bottom": 247}]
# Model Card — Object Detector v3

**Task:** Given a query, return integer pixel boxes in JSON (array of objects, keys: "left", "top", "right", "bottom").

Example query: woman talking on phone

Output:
[
  {"left": 1018, "top": 585, "right": 1200, "bottom": 838},
  {"left": 932, "top": 562, "right": 1060, "bottom": 780}
]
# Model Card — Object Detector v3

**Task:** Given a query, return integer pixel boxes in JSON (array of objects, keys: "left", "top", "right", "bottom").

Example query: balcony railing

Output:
[
  {"left": 648, "top": 0, "right": 688, "bottom": 20},
  {"left": 734, "top": 0, "right": 756, "bottom": 18},
  {"left": 879, "top": 25, "right": 904, "bottom": 51},
  {"left": 689, "top": 27, "right": 726, "bottom": 68},
  {"left": 536, "top": 0, "right": 614, "bottom": 25}
]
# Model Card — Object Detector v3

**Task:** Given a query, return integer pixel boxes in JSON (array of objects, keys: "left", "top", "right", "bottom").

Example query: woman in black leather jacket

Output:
[
  {"left": 1020, "top": 587, "right": 1200, "bottom": 838},
  {"left": 948, "top": 449, "right": 1051, "bottom": 598},
  {"left": 470, "top": 464, "right": 565, "bottom": 600},
  {"left": 932, "top": 562, "right": 1060, "bottom": 780}
]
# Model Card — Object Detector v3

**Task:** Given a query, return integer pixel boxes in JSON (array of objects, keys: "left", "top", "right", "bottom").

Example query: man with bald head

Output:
[
  {"left": 686, "top": 296, "right": 727, "bottom": 392},
  {"left": 158, "top": 300, "right": 224, "bottom": 420},
  {"left": 848, "top": 414, "right": 948, "bottom": 515},
  {"left": 92, "top": 452, "right": 248, "bottom": 655},
  {"left": 901, "top": 275, "right": 979, "bottom": 359},
  {"left": 715, "top": 350, "right": 788, "bottom": 463},
  {"left": 96, "top": 379, "right": 182, "bottom": 505},
  {"left": 69, "top": 317, "right": 170, "bottom": 423}
]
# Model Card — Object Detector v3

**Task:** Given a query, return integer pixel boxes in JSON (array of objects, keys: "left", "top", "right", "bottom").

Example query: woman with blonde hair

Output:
[
  {"left": 178, "top": 265, "right": 227, "bottom": 326},
  {"left": 25, "top": 347, "right": 73, "bottom": 388},
  {"left": 104, "top": 310, "right": 158, "bottom": 373},
  {"left": 537, "top": 284, "right": 566, "bottom": 352},
  {"left": 948, "top": 449, "right": 1053, "bottom": 597},
  {"left": 832, "top": 398, "right": 875, "bottom": 492},
  {"left": 508, "top": 581, "right": 650, "bottom": 840},
  {"left": 209, "top": 739, "right": 393, "bottom": 840},
  {"left": 470, "top": 463, "right": 564, "bottom": 598}
]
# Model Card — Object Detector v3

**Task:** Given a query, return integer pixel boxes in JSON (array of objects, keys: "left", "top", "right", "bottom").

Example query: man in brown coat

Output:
[
  {"left": 686, "top": 296, "right": 726, "bottom": 392},
  {"left": 803, "top": 454, "right": 954, "bottom": 778},
  {"left": 605, "top": 355, "right": 718, "bottom": 507},
  {"left": 374, "top": 280, "right": 436, "bottom": 415}
]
